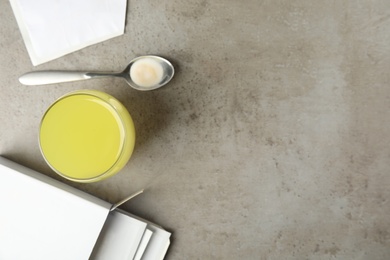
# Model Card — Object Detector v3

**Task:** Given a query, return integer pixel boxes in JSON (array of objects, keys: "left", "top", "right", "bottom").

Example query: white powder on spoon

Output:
[{"left": 129, "top": 58, "right": 164, "bottom": 88}]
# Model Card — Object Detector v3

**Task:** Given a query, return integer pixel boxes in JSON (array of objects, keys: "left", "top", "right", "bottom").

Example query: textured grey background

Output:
[{"left": 1, "top": 1, "right": 389, "bottom": 259}]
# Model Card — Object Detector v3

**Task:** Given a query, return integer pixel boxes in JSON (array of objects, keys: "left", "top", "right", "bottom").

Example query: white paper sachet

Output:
[{"left": 10, "top": 0, "right": 127, "bottom": 66}]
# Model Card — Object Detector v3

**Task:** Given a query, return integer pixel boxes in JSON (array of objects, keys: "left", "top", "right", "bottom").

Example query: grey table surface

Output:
[{"left": 1, "top": 1, "right": 390, "bottom": 259}]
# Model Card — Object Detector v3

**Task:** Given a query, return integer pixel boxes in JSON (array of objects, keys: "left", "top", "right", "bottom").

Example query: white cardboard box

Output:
[{"left": 0, "top": 157, "right": 170, "bottom": 260}]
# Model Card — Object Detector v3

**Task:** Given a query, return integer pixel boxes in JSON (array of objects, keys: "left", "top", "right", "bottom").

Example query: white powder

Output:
[{"left": 129, "top": 58, "right": 164, "bottom": 88}]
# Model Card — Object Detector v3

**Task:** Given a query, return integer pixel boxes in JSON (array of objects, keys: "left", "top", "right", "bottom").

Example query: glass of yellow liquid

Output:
[{"left": 39, "top": 90, "right": 135, "bottom": 182}]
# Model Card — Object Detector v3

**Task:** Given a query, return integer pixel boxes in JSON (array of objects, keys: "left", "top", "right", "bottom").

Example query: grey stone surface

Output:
[{"left": 1, "top": 1, "right": 390, "bottom": 259}]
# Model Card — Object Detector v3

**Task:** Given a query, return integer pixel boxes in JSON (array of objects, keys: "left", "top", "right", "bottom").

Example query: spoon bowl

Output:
[
  {"left": 118, "top": 55, "right": 175, "bottom": 91},
  {"left": 19, "top": 55, "right": 175, "bottom": 91}
]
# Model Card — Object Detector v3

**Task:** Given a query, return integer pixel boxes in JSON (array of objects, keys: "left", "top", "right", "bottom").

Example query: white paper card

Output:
[
  {"left": 9, "top": 0, "right": 127, "bottom": 65},
  {"left": 142, "top": 223, "right": 171, "bottom": 260},
  {"left": 0, "top": 157, "right": 111, "bottom": 260},
  {"left": 134, "top": 229, "right": 153, "bottom": 260},
  {"left": 90, "top": 211, "right": 148, "bottom": 260},
  {"left": 120, "top": 210, "right": 172, "bottom": 260}
]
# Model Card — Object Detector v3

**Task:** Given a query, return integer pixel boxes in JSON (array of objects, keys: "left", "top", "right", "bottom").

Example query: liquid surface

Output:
[
  {"left": 40, "top": 94, "right": 124, "bottom": 179},
  {"left": 130, "top": 58, "right": 164, "bottom": 87}
]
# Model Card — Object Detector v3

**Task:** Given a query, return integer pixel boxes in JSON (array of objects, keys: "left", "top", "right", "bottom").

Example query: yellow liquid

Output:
[{"left": 40, "top": 91, "right": 134, "bottom": 181}]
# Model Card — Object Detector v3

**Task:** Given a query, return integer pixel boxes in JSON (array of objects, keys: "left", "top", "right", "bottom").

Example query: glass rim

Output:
[{"left": 39, "top": 90, "right": 128, "bottom": 183}]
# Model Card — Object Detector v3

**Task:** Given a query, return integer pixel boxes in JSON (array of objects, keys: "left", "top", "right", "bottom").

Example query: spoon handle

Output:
[{"left": 19, "top": 71, "right": 113, "bottom": 85}]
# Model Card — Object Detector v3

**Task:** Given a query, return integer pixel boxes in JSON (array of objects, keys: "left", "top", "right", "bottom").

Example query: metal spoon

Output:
[{"left": 19, "top": 55, "right": 175, "bottom": 91}]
